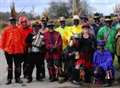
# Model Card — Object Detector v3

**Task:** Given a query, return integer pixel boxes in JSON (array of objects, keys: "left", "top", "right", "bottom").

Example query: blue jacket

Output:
[{"left": 93, "top": 49, "right": 113, "bottom": 71}]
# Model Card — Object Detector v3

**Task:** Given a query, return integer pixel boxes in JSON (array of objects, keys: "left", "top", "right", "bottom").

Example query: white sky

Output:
[{"left": 0, "top": 0, "right": 120, "bottom": 15}]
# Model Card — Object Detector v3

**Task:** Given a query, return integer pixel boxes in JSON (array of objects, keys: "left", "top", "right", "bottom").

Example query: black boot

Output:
[
  {"left": 27, "top": 79, "right": 32, "bottom": 83},
  {"left": 36, "top": 77, "right": 43, "bottom": 81},
  {"left": 6, "top": 79, "right": 12, "bottom": 85},
  {"left": 27, "top": 77, "right": 33, "bottom": 83},
  {"left": 50, "top": 78, "right": 57, "bottom": 82},
  {"left": 15, "top": 78, "right": 23, "bottom": 83}
]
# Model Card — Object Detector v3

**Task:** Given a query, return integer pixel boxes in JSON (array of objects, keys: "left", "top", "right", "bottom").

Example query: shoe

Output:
[
  {"left": 6, "top": 79, "right": 12, "bottom": 85},
  {"left": 49, "top": 76, "right": 52, "bottom": 80},
  {"left": 58, "top": 77, "right": 65, "bottom": 83},
  {"left": 103, "top": 83, "right": 112, "bottom": 87},
  {"left": 49, "top": 78, "right": 58, "bottom": 82},
  {"left": 24, "top": 75, "right": 28, "bottom": 79},
  {"left": 27, "top": 79, "right": 32, "bottom": 83},
  {"left": 72, "top": 80, "right": 80, "bottom": 85},
  {"left": 15, "top": 78, "right": 23, "bottom": 83},
  {"left": 36, "top": 78, "right": 43, "bottom": 81}
]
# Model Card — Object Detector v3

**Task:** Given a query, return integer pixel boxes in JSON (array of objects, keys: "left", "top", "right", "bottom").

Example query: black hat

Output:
[
  {"left": 80, "top": 16, "right": 88, "bottom": 21},
  {"left": 9, "top": 17, "right": 16, "bottom": 21},
  {"left": 105, "top": 16, "right": 112, "bottom": 21},
  {"left": 94, "top": 13, "right": 101, "bottom": 19}
]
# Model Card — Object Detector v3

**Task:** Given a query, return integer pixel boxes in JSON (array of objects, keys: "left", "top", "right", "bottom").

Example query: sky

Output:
[{"left": 0, "top": 0, "right": 120, "bottom": 15}]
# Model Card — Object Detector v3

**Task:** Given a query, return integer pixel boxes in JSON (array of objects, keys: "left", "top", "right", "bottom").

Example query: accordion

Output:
[{"left": 32, "top": 30, "right": 45, "bottom": 48}]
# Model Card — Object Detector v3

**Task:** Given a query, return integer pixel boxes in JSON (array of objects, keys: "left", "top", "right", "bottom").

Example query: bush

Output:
[{"left": 0, "top": 23, "right": 7, "bottom": 30}]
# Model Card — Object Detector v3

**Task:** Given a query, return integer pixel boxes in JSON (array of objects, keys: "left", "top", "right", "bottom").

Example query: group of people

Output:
[{"left": 1, "top": 13, "right": 120, "bottom": 87}]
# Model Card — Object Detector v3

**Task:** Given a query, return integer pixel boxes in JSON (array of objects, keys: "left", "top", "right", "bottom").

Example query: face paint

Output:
[
  {"left": 60, "top": 21, "right": 65, "bottom": 28},
  {"left": 10, "top": 20, "right": 16, "bottom": 25},
  {"left": 106, "top": 21, "right": 112, "bottom": 27},
  {"left": 47, "top": 25, "right": 54, "bottom": 30},
  {"left": 73, "top": 20, "right": 79, "bottom": 26}
]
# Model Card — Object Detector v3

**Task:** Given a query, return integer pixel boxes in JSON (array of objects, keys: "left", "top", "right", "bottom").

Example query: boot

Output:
[
  {"left": 15, "top": 78, "right": 23, "bottom": 83},
  {"left": 48, "top": 67, "right": 53, "bottom": 81},
  {"left": 27, "top": 79, "right": 32, "bottom": 83},
  {"left": 6, "top": 79, "right": 12, "bottom": 85},
  {"left": 49, "top": 67, "right": 58, "bottom": 82},
  {"left": 27, "top": 76, "right": 33, "bottom": 83},
  {"left": 50, "top": 77, "right": 58, "bottom": 82}
]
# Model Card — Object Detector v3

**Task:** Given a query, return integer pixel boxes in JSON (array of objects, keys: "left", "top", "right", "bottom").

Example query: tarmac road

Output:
[{"left": 0, "top": 50, "right": 120, "bottom": 88}]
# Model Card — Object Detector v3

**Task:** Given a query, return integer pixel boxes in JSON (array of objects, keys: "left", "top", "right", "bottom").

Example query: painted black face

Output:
[
  {"left": 10, "top": 20, "right": 16, "bottom": 25},
  {"left": 47, "top": 25, "right": 54, "bottom": 30},
  {"left": 60, "top": 21, "right": 65, "bottom": 27},
  {"left": 73, "top": 20, "right": 79, "bottom": 25},
  {"left": 105, "top": 20, "right": 112, "bottom": 26}
]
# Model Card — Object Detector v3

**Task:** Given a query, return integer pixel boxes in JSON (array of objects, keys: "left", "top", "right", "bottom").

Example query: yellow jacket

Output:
[
  {"left": 71, "top": 25, "right": 83, "bottom": 36},
  {"left": 56, "top": 26, "right": 71, "bottom": 49}
]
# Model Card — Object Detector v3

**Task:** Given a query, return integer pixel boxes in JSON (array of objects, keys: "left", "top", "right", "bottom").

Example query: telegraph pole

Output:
[{"left": 72, "top": 0, "right": 78, "bottom": 15}]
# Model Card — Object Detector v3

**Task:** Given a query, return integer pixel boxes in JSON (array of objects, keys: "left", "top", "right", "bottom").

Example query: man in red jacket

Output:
[
  {"left": 18, "top": 16, "right": 32, "bottom": 78},
  {"left": 1, "top": 17, "right": 24, "bottom": 85},
  {"left": 44, "top": 22, "right": 62, "bottom": 82}
]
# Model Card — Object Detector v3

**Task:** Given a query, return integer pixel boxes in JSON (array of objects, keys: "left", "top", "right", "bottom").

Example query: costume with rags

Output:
[{"left": 44, "top": 23, "right": 62, "bottom": 81}]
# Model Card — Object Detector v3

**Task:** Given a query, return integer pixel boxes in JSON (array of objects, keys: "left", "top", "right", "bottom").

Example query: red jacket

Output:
[
  {"left": 18, "top": 25, "right": 32, "bottom": 52},
  {"left": 1, "top": 25, "right": 25, "bottom": 54},
  {"left": 18, "top": 25, "right": 32, "bottom": 40},
  {"left": 44, "top": 31, "right": 62, "bottom": 60}
]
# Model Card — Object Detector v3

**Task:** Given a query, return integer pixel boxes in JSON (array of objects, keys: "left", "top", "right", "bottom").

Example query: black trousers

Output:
[
  {"left": 21, "top": 53, "right": 29, "bottom": 77},
  {"left": 27, "top": 52, "right": 44, "bottom": 80},
  {"left": 4, "top": 52, "right": 22, "bottom": 80},
  {"left": 40, "top": 54, "right": 45, "bottom": 78},
  {"left": 63, "top": 54, "right": 75, "bottom": 80}
]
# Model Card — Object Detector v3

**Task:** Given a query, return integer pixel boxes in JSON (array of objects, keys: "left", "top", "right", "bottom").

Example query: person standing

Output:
[
  {"left": 44, "top": 21, "right": 62, "bottom": 82},
  {"left": 1, "top": 17, "right": 24, "bottom": 85},
  {"left": 97, "top": 16, "right": 116, "bottom": 61},
  {"left": 18, "top": 16, "right": 32, "bottom": 78},
  {"left": 56, "top": 17, "right": 70, "bottom": 50},
  {"left": 71, "top": 15, "right": 83, "bottom": 36},
  {"left": 56, "top": 17, "right": 71, "bottom": 82},
  {"left": 72, "top": 24, "right": 96, "bottom": 84},
  {"left": 26, "top": 22, "right": 45, "bottom": 83},
  {"left": 92, "top": 13, "right": 103, "bottom": 36}
]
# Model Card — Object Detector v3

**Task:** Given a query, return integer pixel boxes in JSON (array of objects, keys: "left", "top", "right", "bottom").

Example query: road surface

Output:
[{"left": 0, "top": 50, "right": 120, "bottom": 88}]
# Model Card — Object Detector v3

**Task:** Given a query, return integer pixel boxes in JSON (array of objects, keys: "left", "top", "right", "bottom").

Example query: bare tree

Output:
[{"left": 114, "top": 3, "right": 120, "bottom": 14}]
